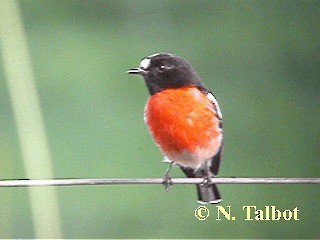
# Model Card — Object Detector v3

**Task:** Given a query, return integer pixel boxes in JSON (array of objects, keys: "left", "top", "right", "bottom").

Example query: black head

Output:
[{"left": 127, "top": 53, "right": 206, "bottom": 95}]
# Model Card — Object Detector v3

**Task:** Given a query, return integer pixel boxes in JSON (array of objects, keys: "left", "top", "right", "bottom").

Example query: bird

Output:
[{"left": 127, "top": 53, "right": 223, "bottom": 204}]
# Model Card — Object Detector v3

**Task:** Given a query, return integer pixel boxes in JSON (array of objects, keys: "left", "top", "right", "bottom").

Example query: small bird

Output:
[{"left": 127, "top": 53, "right": 223, "bottom": 204}]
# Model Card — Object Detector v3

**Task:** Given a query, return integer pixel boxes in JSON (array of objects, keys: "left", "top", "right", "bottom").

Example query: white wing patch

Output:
[
  {"left": 140, "top": 58, "right": 151, "bottom": 69},
  {"left": 207, "top": 92, "right": 222, "bottom": 119}
]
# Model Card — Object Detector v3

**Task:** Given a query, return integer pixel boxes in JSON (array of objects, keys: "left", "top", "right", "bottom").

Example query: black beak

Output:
[{"left": 126, "top": 68, "right": 147, "bottom": 75}]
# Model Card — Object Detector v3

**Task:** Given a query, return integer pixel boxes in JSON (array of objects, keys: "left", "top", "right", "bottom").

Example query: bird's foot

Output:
[
  {"left": 162, "top": 174, "right": 173, "bottom": 192},
  {"left": 202, "top": 175, "right": 213, "bottom": 188}
]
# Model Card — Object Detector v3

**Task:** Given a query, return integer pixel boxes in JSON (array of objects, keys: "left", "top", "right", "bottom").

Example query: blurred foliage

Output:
[{"left": 0, "top": 0, "right": 319, "bottom": 238}]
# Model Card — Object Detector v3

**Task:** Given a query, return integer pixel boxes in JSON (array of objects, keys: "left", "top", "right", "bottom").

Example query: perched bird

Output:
[{"left": 127, "top": 53, "right": 223, "bottom": 204}]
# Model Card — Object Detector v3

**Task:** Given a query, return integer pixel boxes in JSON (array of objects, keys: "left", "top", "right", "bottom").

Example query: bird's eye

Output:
[{"left": 157, "top": 65, "right": 170, "bottom": 72}]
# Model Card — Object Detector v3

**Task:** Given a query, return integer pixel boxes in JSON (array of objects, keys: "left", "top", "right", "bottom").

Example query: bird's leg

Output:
[{"left": 162, "top": 162, "right": 173, "bottom": 192}]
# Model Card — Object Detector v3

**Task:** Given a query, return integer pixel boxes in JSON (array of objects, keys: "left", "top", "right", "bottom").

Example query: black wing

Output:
[{"left": 204, "top": 90, "right": 223, "bottom": 176}]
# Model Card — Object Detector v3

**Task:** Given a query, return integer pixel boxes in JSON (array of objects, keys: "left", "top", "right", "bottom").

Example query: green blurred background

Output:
[{"left": 0, "top": 0, "right": 319, "bottom": 238}]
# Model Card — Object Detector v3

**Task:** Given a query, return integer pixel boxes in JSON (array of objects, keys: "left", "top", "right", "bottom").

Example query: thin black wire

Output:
[{"left": 0, "top": 178, "right": 319, "bottom": 187}]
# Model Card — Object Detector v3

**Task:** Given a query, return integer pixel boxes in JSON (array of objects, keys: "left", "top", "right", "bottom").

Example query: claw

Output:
[
  {"left": 162, "top": 162, "right": 173, "bottom": 191},
  {"left": 202, "top": 175, "right": 213, "bottom": 188},
  {"left": 162, "top": 174, "right": 173, "bottom": 192}
]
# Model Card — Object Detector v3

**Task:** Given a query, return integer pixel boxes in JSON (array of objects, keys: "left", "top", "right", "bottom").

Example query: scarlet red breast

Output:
[{"left": 145, "top": 87, "right": 222, "bottom": 169}]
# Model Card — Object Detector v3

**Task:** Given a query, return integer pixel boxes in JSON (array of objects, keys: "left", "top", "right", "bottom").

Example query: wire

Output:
[{"left": 0, "top": 178, "right": 319, "bottom": 187}]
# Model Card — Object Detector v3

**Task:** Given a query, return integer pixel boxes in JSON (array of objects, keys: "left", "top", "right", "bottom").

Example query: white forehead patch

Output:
[
  {"left": 140, "top": 58, "right": 151, "bottom": 69},
  {"left": 207, "top": 92, "right": 222, "bottom": 119}
]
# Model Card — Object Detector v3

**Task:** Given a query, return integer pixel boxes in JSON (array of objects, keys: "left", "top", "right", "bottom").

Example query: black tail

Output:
[
  {"left": 196, "top": 180, "right": 222, "bottom": 204},
  {"left": 180, "top": 167, "right": 222, "bottom": 204}
]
